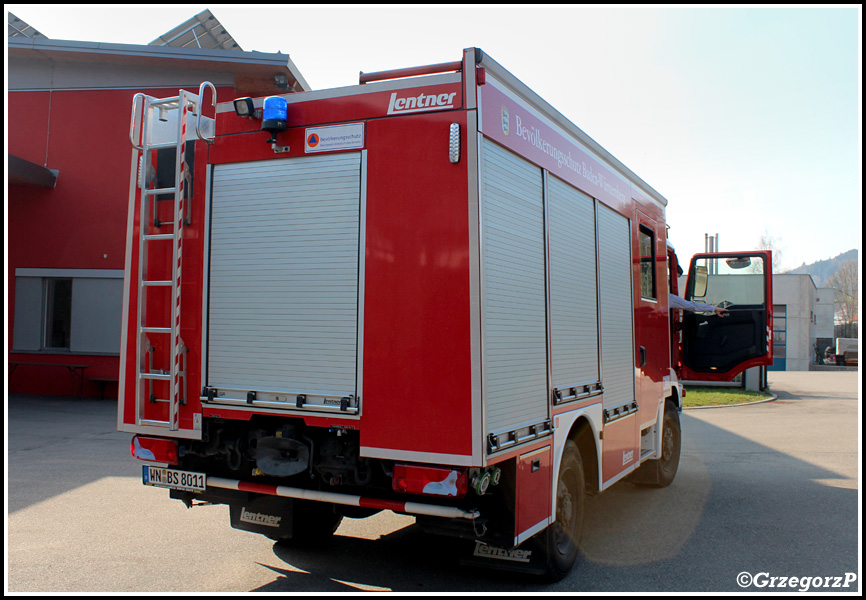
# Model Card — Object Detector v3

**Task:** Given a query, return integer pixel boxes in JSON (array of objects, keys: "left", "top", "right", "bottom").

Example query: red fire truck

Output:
[{"left": 119, "top": 48, "right": 773, "bottom": 580}]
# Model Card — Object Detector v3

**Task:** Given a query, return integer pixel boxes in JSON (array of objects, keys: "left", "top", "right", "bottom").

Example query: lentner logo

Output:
[
  {"left": 623, "top": 449, "right": 634, "bottom": 465},
  {"left": 473, "top": 541, "right": 532, "bottom": 563},
  {"left": 240, "top": 508, "right": 282, "bottom": 528},
  {"left": 501, "top": 105, "right": 510, "bottom": 135},
  {"left": 387, "top": 91, "right": 457, "bottom": 115}
]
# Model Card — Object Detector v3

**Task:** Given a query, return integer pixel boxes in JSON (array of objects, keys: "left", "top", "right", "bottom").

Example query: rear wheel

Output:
[{"left": 539, "top": 440, "right": 585, "bottom": 581}]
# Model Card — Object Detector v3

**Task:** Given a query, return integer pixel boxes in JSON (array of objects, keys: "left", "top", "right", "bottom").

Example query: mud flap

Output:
[
  {"left": 457, "top": 539, "right": 548, "bottom": 575},
  {"left": 229, "top": 495, "right": 294, "bottom": 539}
]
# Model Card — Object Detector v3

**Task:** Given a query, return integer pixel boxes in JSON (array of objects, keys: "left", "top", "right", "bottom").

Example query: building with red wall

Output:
[{"left": 8, "top": 11, "right": 309, "bottom": 398}]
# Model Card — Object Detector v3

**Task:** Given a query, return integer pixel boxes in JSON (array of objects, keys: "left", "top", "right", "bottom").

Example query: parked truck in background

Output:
[
  {"left": 835, "top": 338, "right": 858, "bottom": 366},
  {"left": 119, "top": 48, "right": 774, "bottom": 580}
]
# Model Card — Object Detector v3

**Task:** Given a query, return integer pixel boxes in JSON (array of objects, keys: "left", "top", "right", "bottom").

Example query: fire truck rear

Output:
[{"left": 119, "top": 48, "right": 773, "bottom": 580}]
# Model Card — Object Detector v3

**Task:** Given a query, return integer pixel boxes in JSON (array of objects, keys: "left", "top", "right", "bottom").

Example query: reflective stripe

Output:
[{"left": 206, "top": 476, "right": 479, "bottom": 520}]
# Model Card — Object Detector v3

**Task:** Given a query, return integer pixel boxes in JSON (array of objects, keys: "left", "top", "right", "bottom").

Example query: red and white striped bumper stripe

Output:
[{"left": 207, "top": 476, "right": 479, "bottom": 520}]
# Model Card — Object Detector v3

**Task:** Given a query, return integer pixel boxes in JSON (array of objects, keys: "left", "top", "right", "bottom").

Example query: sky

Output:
[{"left": 6, "top": 4, "right": 861, "bottom": 271}]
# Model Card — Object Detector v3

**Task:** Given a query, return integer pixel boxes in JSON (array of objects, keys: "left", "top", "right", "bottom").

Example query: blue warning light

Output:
[{"left": 262, "top": 96, "right": 288, "bottom": 142}]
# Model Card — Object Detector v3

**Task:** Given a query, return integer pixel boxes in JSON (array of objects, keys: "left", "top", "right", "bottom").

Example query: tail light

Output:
[
  {"left": 131, "top": 435, "right": 179, "bottom": 465},
  {"left": 392, "top": 464, "right": 468, "bottom": 498}
]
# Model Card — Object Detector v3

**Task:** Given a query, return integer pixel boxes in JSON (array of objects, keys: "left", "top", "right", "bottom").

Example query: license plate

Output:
[{"left": 142, "top": 465, "right": 206, "bottom": 492}]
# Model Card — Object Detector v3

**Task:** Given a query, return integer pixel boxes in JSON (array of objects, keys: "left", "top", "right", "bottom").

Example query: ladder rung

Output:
[
  {"left": 142, "top": 280, "right": 172, "bottom": 287},
  {"left": 144, "top": 234, "right": 175, "bottom": 241},
  {"left": 150, "top": 98, "right": 180, "bottom": 107},
  {"left": 145, "top": 141, "right": 183, "bottom": 150},
  {"left": 139, "top": 419, "right": 170, "bottom": 428},
  {"left": 141, "top": 326, "right": 172, "bottom": 334},
  {"left": 140, "top": 372, "right": 171, "bottom": 381},
  {"left": 144, "top": 187, "right": 177, "bottom": 196},
  {"left": 148, "top": 397, "right": 170, "bottom": 404}
]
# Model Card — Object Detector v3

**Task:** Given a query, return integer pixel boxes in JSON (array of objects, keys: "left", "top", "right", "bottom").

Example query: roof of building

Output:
[
  {"left": 8, "top": 8, "right": 311, "bottom": 186},
  {"left": 7, "top": 9, "right": 310, "bottom": 94}
]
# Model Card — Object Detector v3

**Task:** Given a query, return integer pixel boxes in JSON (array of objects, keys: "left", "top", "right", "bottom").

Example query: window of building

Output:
[
  {"left": 155, "top": 142, "right": 194, "bottom": 204},
  {"left": 773, "top": 304, "right": 787, "bottom": 362},
  {"left": 13, "top": 269, "right": 123, "bottom": 354},
  {"left": 43, "top": 278, "right": 72, "bottom": 349}
]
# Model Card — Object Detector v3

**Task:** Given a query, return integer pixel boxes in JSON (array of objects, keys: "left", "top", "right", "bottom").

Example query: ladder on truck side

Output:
[{"left": 127, "top": 82, "right": 216, "bottom": 432}]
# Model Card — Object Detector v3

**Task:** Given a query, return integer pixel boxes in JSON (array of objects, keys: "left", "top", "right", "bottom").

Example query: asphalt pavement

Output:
[{"left": 5, "top": 370, "right": 860, "bottom": 593}]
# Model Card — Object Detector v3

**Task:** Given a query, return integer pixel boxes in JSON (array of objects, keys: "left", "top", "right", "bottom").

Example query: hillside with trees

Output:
[{"left": 785, "top": 249, "right": 858, "bottom": 286}]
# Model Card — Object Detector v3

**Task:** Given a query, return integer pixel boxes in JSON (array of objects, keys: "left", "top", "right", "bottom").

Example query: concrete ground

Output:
[{"left": 5, "top": 370, "right": 861, "bottom": 592}]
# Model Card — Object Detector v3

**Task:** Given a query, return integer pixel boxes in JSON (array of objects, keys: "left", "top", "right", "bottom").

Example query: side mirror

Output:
[
  {"left": 693, "top": 265, "right": 708, "bottom": 298},
  {"left": 725, "top": 257, "right": 752, "bottom": 269}
]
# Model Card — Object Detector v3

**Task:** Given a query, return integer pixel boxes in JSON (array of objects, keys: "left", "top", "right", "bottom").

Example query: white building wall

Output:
[
  {"left": 772, "top": 274, "right": 836, "bottom": 371},
  {"left": 813, "top": 288, "right": 836, "bottom": 341}
]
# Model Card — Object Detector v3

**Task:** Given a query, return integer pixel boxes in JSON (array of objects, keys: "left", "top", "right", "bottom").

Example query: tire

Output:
[
  {"left": 655, "top": 402, "right": 681, "bottom": 487},
  {"left": 631, "top": 401, "right": 681, "bottom": 487},
  {"left": 269, "top": 500, "right": 343, "bottom": 546},
  {"left": 539, "top": 440, "right": 585, "bottom": 581}
]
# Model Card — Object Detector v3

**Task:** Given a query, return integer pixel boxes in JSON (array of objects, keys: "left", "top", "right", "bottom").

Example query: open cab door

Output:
[{"left": 679, "top": 251, "right": 773, "bottom": 381}]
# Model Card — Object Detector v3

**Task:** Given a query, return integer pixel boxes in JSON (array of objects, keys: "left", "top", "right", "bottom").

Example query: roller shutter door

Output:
[
  {"left": 596, "top": 203, "right": 635, "bottom": 411},
  {"left": 547, "top": 176, "right": 599, "bottom": 391},
  {"left": 480, "top": 139, "right": 548, "bottom": 435},
  {"left": 207, "top": 153, "right": 361, "bottom": 398}
]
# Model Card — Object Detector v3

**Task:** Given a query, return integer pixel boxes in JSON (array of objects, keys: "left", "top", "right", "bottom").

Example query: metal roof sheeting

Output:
[
  {"left": 149, "top": 9, "right": 242, "bottom": 51},
  {"left": 8, "top": 12, "right": 48, "bottom": 39}
]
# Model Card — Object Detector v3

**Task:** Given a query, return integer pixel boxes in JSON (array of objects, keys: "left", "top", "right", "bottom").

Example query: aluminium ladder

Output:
[{"left": 128, "top": 82, "right": 216, "bottom": 431}]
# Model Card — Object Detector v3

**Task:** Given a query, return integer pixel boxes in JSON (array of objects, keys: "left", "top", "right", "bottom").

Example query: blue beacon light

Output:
[{"left": 261, "top": 96, "right": 288, "bottom": 143}]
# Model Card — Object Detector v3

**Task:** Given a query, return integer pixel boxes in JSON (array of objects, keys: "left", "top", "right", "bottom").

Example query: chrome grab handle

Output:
[
  {"left": 196, "top": 82, "right": 217, "bottom": 143},
  {"left": 129, "top": 92, "right": 146, "bottom": 150}
]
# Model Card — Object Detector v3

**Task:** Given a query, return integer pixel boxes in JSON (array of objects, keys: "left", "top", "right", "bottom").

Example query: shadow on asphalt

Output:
[
  {"left": 7, "top": 389, "right": 859, "bottom": 592},
  {"left": 249, "top": 410, "right": 858, "bottom": 592}
]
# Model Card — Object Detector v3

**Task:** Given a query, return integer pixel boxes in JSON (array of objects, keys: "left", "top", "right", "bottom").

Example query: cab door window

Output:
[
  {"left": 688, "top": 255, "right": 765, "bottom": 307},
  {"left": 638, "top": 225, "right": 656, "bottom": 300}
]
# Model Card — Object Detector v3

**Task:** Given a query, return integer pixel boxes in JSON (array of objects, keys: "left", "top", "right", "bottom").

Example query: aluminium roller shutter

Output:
[
  {"left": 596, "top": 203, "right": 635, "bottom": 412},
  {"left": 547, "top": 175, "right": 600, "bottom": 391},
  {"left": 207, "top": 153, "right": 361, "bottom": 397},
  {"left": 480, "top": 139, "right": 548, "bottom": 435}
]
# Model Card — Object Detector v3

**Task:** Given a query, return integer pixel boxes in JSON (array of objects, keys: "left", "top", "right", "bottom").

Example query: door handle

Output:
[{"left": 639, "top": 346, "right": 647, "bottom": 367}]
